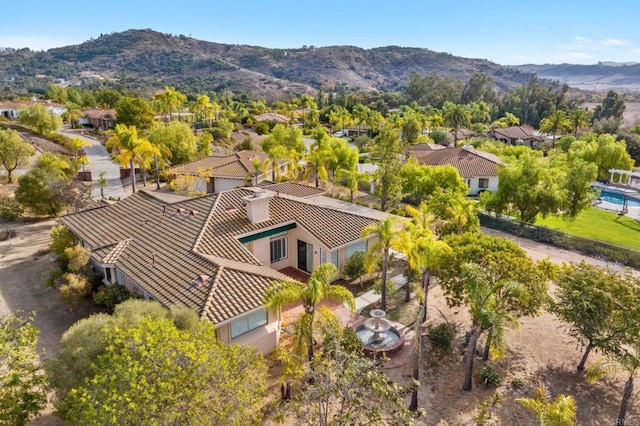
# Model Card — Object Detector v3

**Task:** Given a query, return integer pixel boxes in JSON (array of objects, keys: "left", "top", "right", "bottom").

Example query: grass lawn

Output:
[{"left": 537, "top": 207, "right": 640, "bottom": 251}]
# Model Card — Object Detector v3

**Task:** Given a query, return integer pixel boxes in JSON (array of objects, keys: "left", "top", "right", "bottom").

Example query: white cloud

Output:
[{"left": 601, "top": 38, "right": 626, "bottom": 46}]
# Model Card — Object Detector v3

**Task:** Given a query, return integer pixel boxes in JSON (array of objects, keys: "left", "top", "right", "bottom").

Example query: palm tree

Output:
[
  {"left": 336, "top": 167, "right": 367, "bottom": 203},
  {"left": 517, "top": 386, "right": 577, "bottom": 426},
  {"left": 442, "top": 102, "right": 471, "bottom": 146},
  {"left": 362, "top": 216, "right": 402, "bottom": 312},
  {"left": 539, "top": 110, "right": 572, "bottom": 147},
  {"left": 263, "top": 263, "right": 356, "bottom": 362},
  {"left": 245, "top": 158, "right": 272, "bottom": 186},
  {"left": 106, "top": 124, "right": 145, "bottom": 193},
  {"left": 568, "top": 108, "right": 591, "bottom": 137},
  {"left": 63, "top": 102, "right": 83, "bottom": 126},
  {"left": 459, "top": 263, "right": 523, "bottom": 391},
  {"left": 67, "top": 137, "right": 90, "bottom": 170},
  {"left": 587, "top": 340, "right": 640, "bottom": 425},
  {"left": 154, "top": 86, "right": 186, "bottom": 121},
  {"left": 304, "top": 133, "right": 336, "bottom": 188},
  {"left": 134, "top": 139, "right": 161, "bottom": 187}
]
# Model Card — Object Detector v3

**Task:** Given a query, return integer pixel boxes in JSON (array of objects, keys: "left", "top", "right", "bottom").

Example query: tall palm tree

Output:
[
  {"left": 133, "top": 139, "right": 161, "bottom": 187},
  {"left": 336, "top": 167, "right": 367, "bottom": 203},
  {"left": 539, "top": 110, "right": 572, "bottom": 147},
  {"left": 67, "top": 137, "right": 90, "bottom": 169},
  {"left": 362, "top": 216, "right": 402, "bottom": 312},
  {"left": 568, "top": 108, "right": 591, "bottom": 137},
  {"left": 587, "top": 340, "right": 640, "bottom": 425},
  {"left": 304, "top": 133, "right": 336, "bottom": 188},
  {"left": 263, "top": 263, "right": 356, "bottom": 362},
  {"left": 106, "top": 124, "right": 145, "bottom": 193},
  {"left": 245, "top": 158, "right": 272, "bottom": 186},
  {"left": 442, "top": 102, "right": 471, "bottom": 146}
]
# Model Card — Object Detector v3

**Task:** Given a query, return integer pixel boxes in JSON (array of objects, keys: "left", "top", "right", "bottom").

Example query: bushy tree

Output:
[
  {"left": 0, "top": 128, "right": 35, "bottom": 181},
  {"left": 63, "top": 244, "right": 89, "bottom": 273},
  {"left": 115, "top": 97, "right": 156, "bottom": 130},
  {"left": 49, "top": 225, "right": 78, "bottom": 256},
  {"left": 18, "top": 104, "right": 62, "bottom": 135},
  {"left": 147, "top": 121, "right": 197, "bottom": 165},
  {"left": 0, "top": 314, "right": 47, "bottom": 426},
  {"left": 59, "top": 273, "right": 91, "bottom": 308},
  {"left": 49, "top": 301, "right": 268, "bottom": 425},
  {"left": 399, "top": 160, "right": 468, "bottom": 205}
]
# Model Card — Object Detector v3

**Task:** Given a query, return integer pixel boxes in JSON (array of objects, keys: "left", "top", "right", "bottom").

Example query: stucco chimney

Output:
[{"left": 242, "top": 192, "right": 274, "bottom": 223}]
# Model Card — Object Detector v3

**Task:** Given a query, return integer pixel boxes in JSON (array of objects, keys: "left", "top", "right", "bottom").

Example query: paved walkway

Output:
[{"left": 60, "top": 130, "right": 126, "bottom": 200}]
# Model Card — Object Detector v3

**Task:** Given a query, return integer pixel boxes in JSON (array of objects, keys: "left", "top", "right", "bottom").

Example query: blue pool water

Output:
[{"left": 599, "top": 190, "right": 640, "bottom": 207}]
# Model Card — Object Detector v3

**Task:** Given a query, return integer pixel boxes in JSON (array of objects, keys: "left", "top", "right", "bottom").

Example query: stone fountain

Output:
[{"left": 355, "top": 309, "right": 405, "bottom": 356}]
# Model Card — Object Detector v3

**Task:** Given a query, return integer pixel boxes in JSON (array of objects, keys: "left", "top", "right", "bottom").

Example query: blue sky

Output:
[{"left": 3, "top": 1, "right": 640, "bottom": 65}]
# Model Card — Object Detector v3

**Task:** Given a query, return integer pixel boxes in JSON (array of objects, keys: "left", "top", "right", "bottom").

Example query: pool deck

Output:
[{"left": 592, "top": 182, "right": 640, "bottom": 220}]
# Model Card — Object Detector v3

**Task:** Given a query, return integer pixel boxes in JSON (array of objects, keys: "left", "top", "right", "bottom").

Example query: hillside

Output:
[
  {"left": 0, "top": 29, "right": 534, "bottom": 99},
  {"left": 515, "top": 63, "right": 640, "bottom": 92}
]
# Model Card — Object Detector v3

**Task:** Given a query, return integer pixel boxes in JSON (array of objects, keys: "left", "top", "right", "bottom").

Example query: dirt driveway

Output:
[{"left": 0, "top": 219, "right": 97, "bottom": 358}]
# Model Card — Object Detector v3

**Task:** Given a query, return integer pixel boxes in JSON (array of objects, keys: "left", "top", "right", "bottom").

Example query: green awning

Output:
[{"left": 238, "top": 223, "right": 297, "bottom": 244}]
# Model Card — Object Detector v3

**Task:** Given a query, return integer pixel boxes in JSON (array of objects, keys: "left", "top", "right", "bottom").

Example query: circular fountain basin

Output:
[{"left": 355, "top": 324, "right": 405, "bottom": 357}]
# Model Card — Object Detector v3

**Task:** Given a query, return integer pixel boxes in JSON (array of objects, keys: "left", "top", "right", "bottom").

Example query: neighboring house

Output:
[
  {"left": 0, "top": 99, "right": 67, "bottom": 119},
  {"left": 254, "top": 112, "right": 291, "bottom": 123},
  {"left": 409, "top": 145, "right": 502, "bottom": 195},
  {"left": 487, "top": 125, "right": 544, "bottom": 148},
  {"left": 166, "top": 150, "right": 289, "bottom": 193},
  {"left": 59, "top": 186, "right": 379, "bottom": 353},
  {"left": 451, "top": 128, "right": 478, "bottom": 142},
  {"left": 79, "top": 108, "right": 116, "bottom": 129}
]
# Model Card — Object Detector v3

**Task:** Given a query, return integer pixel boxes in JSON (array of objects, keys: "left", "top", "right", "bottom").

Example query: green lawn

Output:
[{"left": 537, "top": 207, "right": 640, "bottom": 251}]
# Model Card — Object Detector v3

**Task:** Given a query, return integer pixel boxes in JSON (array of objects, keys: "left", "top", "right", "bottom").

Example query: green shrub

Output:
[
  {"left": 0, "top": 192, "right": 24, "bottom": 221},
  {"left": 93, "top": 284, "right": 135, "bottom": 310},
  {"left": 254, "top": 122, "right": 269, "bottom": 135},
  {"left": 63, "top": 244, "right": 90, "bottom": 273},
  {"left": 45, "top": 267, "right": 64, "bottom": 288},
  {"left": 49, "top": 225, "right": 78, "bottom": 256},
  {"left": 343, "top": 251, "right": 366, "bottom": 284},
  {"left": 60, "top": 273, "right": 91, "bottom": 308},
  {"left": 169, "top": 304, "right": 200, "bottom": 330},
  {"left": 480, "top": 365, "right": 501, "bottom": 388},
  {"left": 427, "top": 323, "right": 454, "bottom": 354}
]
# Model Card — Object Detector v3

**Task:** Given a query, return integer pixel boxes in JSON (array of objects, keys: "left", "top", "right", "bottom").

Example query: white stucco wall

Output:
[
  {"left": 217, "top": 309, "right": 280, "bottom": 354},
  {"left": 466, "top": 176, "right": 499, "bottom": 196}
]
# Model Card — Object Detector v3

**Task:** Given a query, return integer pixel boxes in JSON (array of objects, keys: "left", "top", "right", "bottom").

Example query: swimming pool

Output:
[{"left": 598, "top": 190, "right": 640, "bottom": 207}]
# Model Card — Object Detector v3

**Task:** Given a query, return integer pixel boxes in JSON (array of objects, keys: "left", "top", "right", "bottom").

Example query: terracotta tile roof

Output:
[
  {"left": 254, "top": 112, "right": 291, "bottom": 122},
  {"left": 166, "top": 150, "right": 274, "bottom": 179},
  {"left": 489, "top": 126, "right": 544, "bottom": 142},
  {"left": 261, "top": 182, "right": 325, "bottom": 198},
  {"left": 60, "top": 187, "right": 378, "bottom": 324},
  {"left": 409, "top": 146, "right": 502, "bottom": 178},
  {"left": 82, "top": 108, "right": 116, "bottom": 119},
  {"left": 409, "top": 143, "right": 447, "bottom": 152}
]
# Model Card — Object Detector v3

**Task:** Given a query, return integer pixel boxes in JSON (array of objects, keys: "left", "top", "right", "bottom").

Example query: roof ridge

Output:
[
  {"left": 201, "top": 266, "right": 224, "bottom": 320},
  {"left": 198, "top": 253, "right": 291, "bottom": 281},
  {"left": 192, "top": 193, "right": 222, "bottom": 253}
]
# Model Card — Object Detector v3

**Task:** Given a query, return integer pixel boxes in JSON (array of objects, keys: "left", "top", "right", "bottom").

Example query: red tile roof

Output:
[{"left": 409, "top": 146, "right": 501, "bottom": 177}]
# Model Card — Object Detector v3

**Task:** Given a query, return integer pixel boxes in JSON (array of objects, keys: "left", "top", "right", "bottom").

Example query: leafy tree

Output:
[
  {"left": 539, "top": 110, "right": 572, "bottom": 147},
  {"left": 552, "top": 262, "right": 636, "bottom": 372},
  {"left": 561, "top": 158, "right": 598, "bottom": 220},
  {"left": 592, "top": 90, "right": 625, "bottom": 123},
  {"left": 153, "top": 86, "right": 187, "bottom": 121},
  {"left": 263, "top": 263, "right": 355, "bottom": 362},
  {"left": 460, "top": 72, "right": 497, "bottom": 105},
  {"left": 517, "top": 386, "right": 577, "bottom": 426},
  {"left": 15, "top": 167, "right": 65, "bottom": 216},
  {"left": 63, "top": 244, "right": 89, "bottom": 273},
  {"left": 0, "top": 190, "right": 24, "bottom": 222},
  {"left": 483, "top": 153, "right": 565, "bottom": 224},
  {"left": 115, "top": 97, "right": 156, "bottom": 130},
  {"left": 327, "top": 136, "right": 358, "bottom": 177},
  {"left": 304, "top": 130, "right": 336, "bottom": 187},
  {"left": 0, "top": 314, "right": 47, "bottom": 426},
  {"left": 369, "top": 128, "right": 404, "bottom": 211},
  {"left": 261, "top": 124, "right": 305, "bottom": 157},
  {"left": 59, "top": 273, "right": 91, "bottom": 308},
  {"left": 49, "top": 224, "right": 78, "bottom": 256},
  {"left": 342, "top": 251, "right": 366, "bottom": 284},
  {"left": 399, "top": 160, "right": 467, "bottom": 205},
  {"left": 18, "top": 104, "right": 62, "bottom": 135},
  {"left": 196, "top": 131, "right": 213, "bottom": 158},
  {"left": 568, "top": 133, "right": 634, "bottom": 181},
  {"left": 50, "top": 301, "right": 267, "bottom": 425},
  {"left": 61, "top": 316, "right": 266, "bottom": 425},
  {"left": 276, "top": 348, "right": 413, "bottom": 425},
  {"left": 0, "top": 129, "right": 34, "bottom": 181},
  {"left": 428, "top": 188, "right": 480, "bottom": 236},
  {"left": 65, "top": 137, "right": 90, "bottom": 170},
  {"left": 568, "top": 108, "right": 591, "bottom": 137},
  {"left": 442, "top": 102, "right": 471, "bottom": 146},
  {"left": 147, "top": 120, "right": 195, "bottom": 166},
  {"left": 362, "top": 216, "right": 402, "bottom": 311},
  {"left": 336, "top": 167, "right": 368, "bottom": 203},
  {"left": 439, "top": 233, "right": 549, "bottom": 391}
]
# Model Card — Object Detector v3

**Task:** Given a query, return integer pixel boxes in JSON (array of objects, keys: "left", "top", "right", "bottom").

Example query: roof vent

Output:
[
  {"left": 176, "top": 208, "right": 186, "bottom": 215},
  {"left": 189, "top": 210, "right": 199, "bottom": 217},
  {"left": 225, "top": 205, "right": 239, "bottom": 213},
  {"left": 191, "top": 274, "right": 210, "bottom": 288}
]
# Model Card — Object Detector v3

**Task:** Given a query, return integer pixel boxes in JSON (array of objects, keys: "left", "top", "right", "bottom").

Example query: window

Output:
[
  {"left": 105, "top": 267, "right": 113, "bottom": 283},
  {"left": 346, "top": 241, "right": 367, "bottom": 258},
  {"left": 230, "top": 309, "right": 268, "bottom": 338},
  {"left": 478, "top": 178, "right": 489, "bottom": 189},
  {"left": 331, "top": 250, "right": 339, "bottom": 268},
  {"left": 270, "top": 236, "right": 287, "bottom": 263}
]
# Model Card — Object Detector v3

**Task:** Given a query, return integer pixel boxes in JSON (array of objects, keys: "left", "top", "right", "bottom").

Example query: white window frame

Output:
[
  {"left": 270, "top": 235, "right": 288, "bottom": 263},
  {"left": 478, "top": 178, "right": 489, "bottom": 189},
  {"left": 230, "top": 309, "right": 268, "bottom": 339}
]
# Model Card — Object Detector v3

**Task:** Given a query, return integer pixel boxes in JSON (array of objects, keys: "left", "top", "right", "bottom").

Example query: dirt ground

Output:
[{"left": 0, "top": 217, "right": 99, "bottom": 425}]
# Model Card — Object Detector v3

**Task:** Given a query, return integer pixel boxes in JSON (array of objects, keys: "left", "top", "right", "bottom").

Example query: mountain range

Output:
[{"left": 1, "top": 29, "right": 640, "bottom": 99}]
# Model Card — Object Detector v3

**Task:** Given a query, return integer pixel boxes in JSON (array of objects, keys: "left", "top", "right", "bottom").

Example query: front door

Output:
[{"left": 297, "top": 240, "right": 313, "bottom": 273}]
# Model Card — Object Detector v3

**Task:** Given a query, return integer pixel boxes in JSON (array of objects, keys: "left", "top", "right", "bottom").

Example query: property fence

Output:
[{"left": 478, "top": 212, "right": 640, "bottom": 269}]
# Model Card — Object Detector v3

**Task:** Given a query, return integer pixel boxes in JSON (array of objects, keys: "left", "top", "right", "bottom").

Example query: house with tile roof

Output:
[
  {"left": 59, "top": 186, "right": 379, "bottom": 353},
  {"left": 487, "top": 125, "right": 545, "bottom": 148},
  {"left": 408, "top": 145, "right": 502, "bottom": 195},
  {"left": 0, "top": 99, "right": 67, "bottom": 120},
  {"left": 254, "top": 112, "right": 291, "bottom": 123},
  {"left": 165, "top": 150, "right": 290, "bottom": 193},
  {"left": 79, "top": 108, "right": 116, "bottom": 129}
]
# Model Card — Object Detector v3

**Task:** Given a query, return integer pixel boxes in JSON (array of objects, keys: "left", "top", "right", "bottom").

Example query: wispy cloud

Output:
[{"left": 551, "top": 35, "right": 636, "bottom": 63}]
